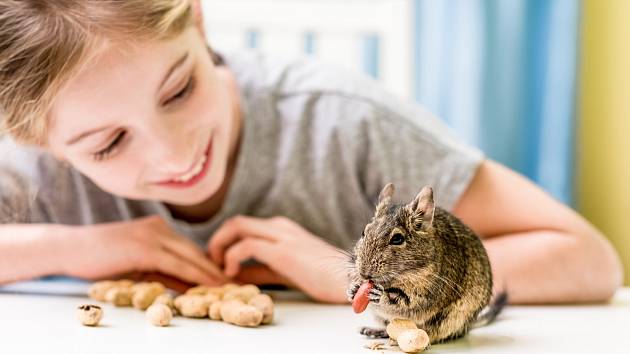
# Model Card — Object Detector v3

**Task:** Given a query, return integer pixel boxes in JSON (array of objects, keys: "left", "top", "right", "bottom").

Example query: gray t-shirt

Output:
[{"left": 0, "top": 50, "right": 483, "bottom": 251}]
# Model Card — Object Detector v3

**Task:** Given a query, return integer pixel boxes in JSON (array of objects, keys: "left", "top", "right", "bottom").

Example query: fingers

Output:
[
  {"left": 154, "top": 249, "right": 221, "bottom": 286},
  {"left": 159, "top": 234, "right": 228, "bottom": 282},
  {"left": 222, "top": 238, "right": 277, "bottom": 277},
  {"left": 235, "top": 265, "right": 294, "bottom": 288},
  {"left": 116, "top": 271, "right": 208, "bottom": 293},
  {"left": 136, "top": 216, "right": 227, "bottom": 285},
  {"left": 208, "top": 216, "right": 282, "bottom": 266}
]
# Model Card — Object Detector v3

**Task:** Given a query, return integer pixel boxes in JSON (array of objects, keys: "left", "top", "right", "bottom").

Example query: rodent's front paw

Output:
[
  {"left": 347, "top": 282, "right": 361, "bottom": 302},
  {"left": 368, "top": 283, "right": 385, "bottom": 304}
]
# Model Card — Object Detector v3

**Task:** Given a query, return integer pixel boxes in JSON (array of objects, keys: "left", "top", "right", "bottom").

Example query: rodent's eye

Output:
[
  {"left": 389, "top": 232, "right": 405, "bottom": 245},
  {"left": 361, "top": 230, "right": 365, "bottom": 238}
]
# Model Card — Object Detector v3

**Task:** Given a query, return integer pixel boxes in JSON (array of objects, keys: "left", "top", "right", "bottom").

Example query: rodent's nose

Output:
[{"left": 360, "top": 272, "right": 373, "bottom": 280}]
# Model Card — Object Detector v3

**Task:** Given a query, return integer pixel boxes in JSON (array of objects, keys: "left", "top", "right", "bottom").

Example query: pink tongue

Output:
[{"left": 352, "top": 282, "right": 373, "bottom": 313}]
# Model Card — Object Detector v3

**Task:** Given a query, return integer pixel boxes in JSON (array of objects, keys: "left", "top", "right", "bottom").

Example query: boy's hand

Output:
[
  {"left": 60, "top": 215, "right": 227, "bottom": 286},
  {"left": 208, "top": 215, "right": 349, "bottom": 303}
]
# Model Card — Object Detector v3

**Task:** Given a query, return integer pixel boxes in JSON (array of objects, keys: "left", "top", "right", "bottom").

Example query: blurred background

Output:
[{"left": 200, "top": 0, "right": 630, "bottom": 284}]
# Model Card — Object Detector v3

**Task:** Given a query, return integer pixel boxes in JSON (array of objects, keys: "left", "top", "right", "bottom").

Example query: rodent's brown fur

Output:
[{"left": 348, "top": 183, "right": 496, "bottom": 343}]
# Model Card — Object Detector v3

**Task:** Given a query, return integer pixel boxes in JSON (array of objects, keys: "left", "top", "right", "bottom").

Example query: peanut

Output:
[
  {"left": 115, "top": 279, "right": 134, "bottom": 288},
  {"left": 84, "top": 281, "right": 276, "bottom": 329},
  {"left": 186, "top": 285, "right": 229, "bottom": 298},
  {"left": 223, "top": 284, "right": 260, "bottom": 302},
  {"left": 174, "top": 295, "right": 211, "bottom": 318},
  {"left": 209, "top": 300, "right": 223, "bottom": 320},
  {"left": 206, "top": 287, "right": 226, "bottom": 299},
  {"left": 185, "top": 285, "right": 209, "bottom": 296},
  {"left": 130, "top": 281, "right": 163, "bottom": 295},
  {"left": 222, "top": 283, "right": 239, "bottom": 292},
  {"left": 397, "top": 329, "right": 430, "bottom": 353},
  {"left": 248, "top": 293, "right": 274, "bottom": 324},
  {"left": 132, "top": 282, "right": 165, "bottom": 310},
  {"left": 220, "top": 299, "right": 263, "bottom": 327},
  {"left": 386, "top": 319, "right": 418, "bottom": 340},
  {"left": 87, "top": 281, "right": 116, "bottom": 302},
  {"left": 77, "top": 304, "right": 103, "bottom": 326},
  {"left": 152, "top": 293, "right": 176, "bottom": 314},
  {"left": 130, "top": 281, "right": 149, "bottom": 295},
  {"left": 105, "top": 287, "right": 133, "bottom": 307},
  {"left": 146, "top": 303, "right": 173, "bottom": 326},
  {"left": 204, "top": 293, "right": 221, "bottom": 303}
]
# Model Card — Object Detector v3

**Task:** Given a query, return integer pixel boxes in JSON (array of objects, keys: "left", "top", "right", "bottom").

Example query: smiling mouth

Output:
[
  {"left": 172, "top": 154, "right": 206, "bottom": 182},
  {"left": 157, "top": 137, "right": 212, "bottom": 188}
]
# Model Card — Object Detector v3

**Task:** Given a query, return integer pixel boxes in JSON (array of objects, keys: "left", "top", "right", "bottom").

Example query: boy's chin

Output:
[{"left": 161, "top": 191, "right": 215, "bottom": 207}]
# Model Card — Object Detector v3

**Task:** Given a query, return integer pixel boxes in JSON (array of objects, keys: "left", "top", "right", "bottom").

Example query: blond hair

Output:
[{"left": 0, "top": 0, "right": 197, "bottom": 145}]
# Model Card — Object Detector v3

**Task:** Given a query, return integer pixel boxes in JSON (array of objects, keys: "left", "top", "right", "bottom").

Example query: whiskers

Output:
[
  {"left": 426, "top": 272, "right": 463, "bottom": 297},
  {"left": 334, "top": 247, "right": 356, "bottom": 263},
  {"left": 391, "top": 262, "right": 464, "bottom": 302},
  {"left": 309, "top": 247, "right": 359, "bottom": 282}
]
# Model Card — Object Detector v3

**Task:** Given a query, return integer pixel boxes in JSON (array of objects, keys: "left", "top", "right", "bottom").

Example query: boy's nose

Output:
[
  {"left": 145, "top": 130, "right": 195, "bottom": 175},
  {"left": 158, "top": 153, "right": 197, "bottom": 176}
]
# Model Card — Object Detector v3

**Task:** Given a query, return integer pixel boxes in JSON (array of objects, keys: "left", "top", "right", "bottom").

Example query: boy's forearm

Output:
[
  {"left": 0, "top": 224, "right": 73, "bottom": 284},
  {"left": 483, "top": 229, "right": 623, "bottom": 304}
]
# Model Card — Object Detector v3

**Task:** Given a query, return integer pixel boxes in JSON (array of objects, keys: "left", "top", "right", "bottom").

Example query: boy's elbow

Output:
[
  {"left": 594, "top": 262, "right": 623, "bottom": 303},
  {"left": 598, "top": 249, "right": 624, "bottom": 301},
  {"left": 583, "top": 229, "right": 624, "bottom": 302}
]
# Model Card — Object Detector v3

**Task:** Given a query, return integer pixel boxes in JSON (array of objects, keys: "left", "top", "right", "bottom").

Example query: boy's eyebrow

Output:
[
  {"left": 66, "top": 126, "right": 112, "bottom": 145},
  {"left": 66, "top": 52, "right": 190, "bottom": 146},
  {"left": 158, "top": 51, "right": 190, "bottom": 92}
]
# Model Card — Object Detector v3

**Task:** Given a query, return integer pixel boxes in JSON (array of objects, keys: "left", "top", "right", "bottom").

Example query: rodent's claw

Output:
[
  {"left": 368, "top": 285, "right": 384, "bottom": 303},
  {"left": 347, "top": 282, "right": 361, "bottom": 302}
]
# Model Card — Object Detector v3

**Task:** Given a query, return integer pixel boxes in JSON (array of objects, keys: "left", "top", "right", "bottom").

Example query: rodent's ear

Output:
[
  {"left": 375, "top": 183, "right": 395, "bottom": 217},
  {"left": 378, "top": 183, "right": 395, "bottom": 203},
  {"left": 406, "top": 186, "right": 435, "bottom": 227}
]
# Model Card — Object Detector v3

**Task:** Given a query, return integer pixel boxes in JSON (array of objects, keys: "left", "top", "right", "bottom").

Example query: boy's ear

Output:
[{"left": 192, "top": 0, "right": 206, "bottom": 41}]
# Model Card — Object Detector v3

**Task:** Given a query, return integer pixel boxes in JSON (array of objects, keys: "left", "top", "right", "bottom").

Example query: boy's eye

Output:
[
  {"left": 389, "top": 232, "right": 405, "bottom": 245},
  {"left": 92, "top": 131, "right": 126, "bottom": 161},
  {"left": 164, "top": 75, "right": 195, "bottom": 106}
]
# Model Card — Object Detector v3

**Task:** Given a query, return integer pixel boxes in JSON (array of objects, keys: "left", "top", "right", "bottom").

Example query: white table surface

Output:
[{"left": 1, "top": 284, "right": 629, "bottom": 354}]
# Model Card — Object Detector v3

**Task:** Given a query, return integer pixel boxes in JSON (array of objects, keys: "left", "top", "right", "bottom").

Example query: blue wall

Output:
[{"left": 413, "top": 0, "right": 580, "bottom": 205}]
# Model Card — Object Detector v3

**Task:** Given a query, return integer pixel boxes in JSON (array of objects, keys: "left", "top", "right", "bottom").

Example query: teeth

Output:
[{"left": 173, "top": 155, "right": 206, "bottom": 182}]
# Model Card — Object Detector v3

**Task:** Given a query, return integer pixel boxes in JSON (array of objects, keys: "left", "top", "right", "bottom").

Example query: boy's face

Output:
[{"left": 47, "top": 26, "right": 240, "bottom": 206}]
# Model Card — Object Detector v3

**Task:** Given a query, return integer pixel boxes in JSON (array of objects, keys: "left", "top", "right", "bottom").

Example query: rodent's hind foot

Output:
[{"left": 359, "top": 327, "right": 389, "bottom": 339}]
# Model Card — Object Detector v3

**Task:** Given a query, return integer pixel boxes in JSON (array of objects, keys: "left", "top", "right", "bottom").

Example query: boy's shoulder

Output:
[
  {"left": 0, "top": 138, "right": 47, "bottom": 179},
  {"left": 0, "top": 137, "right": 77, "bottom": 193},
  {"left": 224, "top": 49, "right": 395, "bottom": 109},
  {"left": 223, "top": 49, "right": 441, "bottom": 133}
]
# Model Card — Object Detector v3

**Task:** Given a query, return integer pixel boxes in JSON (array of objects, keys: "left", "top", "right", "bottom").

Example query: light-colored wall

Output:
[{"left": 201, "top": 0, "right": 413, "bottom": 100}]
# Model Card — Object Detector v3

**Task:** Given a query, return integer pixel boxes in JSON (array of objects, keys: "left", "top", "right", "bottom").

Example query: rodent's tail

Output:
[{"left": 472, "top": 291, "right": 508, "bottom": 328}]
